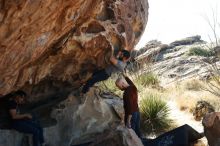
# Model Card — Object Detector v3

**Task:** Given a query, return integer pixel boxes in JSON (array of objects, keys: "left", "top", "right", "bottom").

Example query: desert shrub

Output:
[
  {"left": 140, "top": 94, "right": 173, "bottom": 135},
  {"left": 136, "top": 72, "right": 159, "bottom": 87},
  {"left": 193, "top": 100, "right": 215, "bottom": 121},
  {"left": 187, "top": 47, "right": 214, "bottom": 57},
  {"left": 184, "top": 79, "right": 203, "bottom": 91}
]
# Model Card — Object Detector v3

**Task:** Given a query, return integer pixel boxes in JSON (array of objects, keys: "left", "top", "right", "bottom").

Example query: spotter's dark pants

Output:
[
  {"left": 12, "top": 119, "right": 44, "bottom": 146},
  {"left": 125, "top": 111, "right": 141, "bottom": 138},
  {"left": 131, "top": 112, "right": 141, "bottom": 137}
]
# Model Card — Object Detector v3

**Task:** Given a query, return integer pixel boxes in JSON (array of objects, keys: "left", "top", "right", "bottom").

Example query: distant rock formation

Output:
[
  {"left": 170, "top": 35, "right": 205, "bottom": 48},
  {"left": 128, "top": 35, "right": 220, "bottom": 86}
]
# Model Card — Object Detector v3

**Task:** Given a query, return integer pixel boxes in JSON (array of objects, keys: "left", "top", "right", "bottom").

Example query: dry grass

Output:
[
  {"left": 184, "top": 79, "right": 203, "bottom": 91},
  {"left": 163, "top": 79, "right": 220, "bottom": 112},
  {"left": 162, "top": 85, "right": 198, "bottom": 113},
  {"left": 139, "top": 88, "right": 164, "bottom": 100},
  {"left": 176, "top": 95, "right": 198, "bottom": 113},
  {"left": 137, "top": 76, "right": 220, "bottom": 114}
]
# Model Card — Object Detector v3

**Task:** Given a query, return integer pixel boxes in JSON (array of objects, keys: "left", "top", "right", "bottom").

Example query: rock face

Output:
[
  {"left": 0, "top": 130, "right": 26, "bottom": 146},
  {"left": 0, "top": 88, "right": 125, "bottom": 146},
  {"left": 89, "top": 126, "right": 144, "bottom": 146},
  {"left": 203, "top": 112, "right": 220, "bottom": 146},
  {"left": 0, "top": 0, "right": 148, "bottom": 98}
]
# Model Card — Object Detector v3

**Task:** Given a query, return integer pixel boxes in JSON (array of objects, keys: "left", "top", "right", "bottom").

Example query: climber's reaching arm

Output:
[
  {"left": 9, "top": 109, "right": 32, "bottom": 120},
  {"left": 109, "top": 55, "right": 118, "bottom": 65}
]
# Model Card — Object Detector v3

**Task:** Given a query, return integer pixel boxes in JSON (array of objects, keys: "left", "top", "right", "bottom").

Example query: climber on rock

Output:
[
  {"left": 81, "top": 47, "right": 130, "bottom": 94},
  {"left": 7, "top": 90, "right": 47, "bottom": 146},
  {"left": 115, "top": 75, "right": 141, "bottom": 138}
]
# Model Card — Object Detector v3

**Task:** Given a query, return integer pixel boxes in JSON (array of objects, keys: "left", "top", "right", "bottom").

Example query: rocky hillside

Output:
[{"left": 130, "top": 35, "right": 219, "bottom": 86}]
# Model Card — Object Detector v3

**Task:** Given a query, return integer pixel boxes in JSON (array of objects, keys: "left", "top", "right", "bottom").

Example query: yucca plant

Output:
[{"left": 140, "top": 94, "right": 173, "bottom": 135}]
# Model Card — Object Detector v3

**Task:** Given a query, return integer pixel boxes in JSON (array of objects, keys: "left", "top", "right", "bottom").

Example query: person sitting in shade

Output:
[
  {"left": 8, "top": 90, "right": 47, "bottom": 146},
  {"left": 81, "top": 47, "right": 130, "bottom": 94},
  {"left": 115, "top": 75, "right": 141, "bottom": 138}
]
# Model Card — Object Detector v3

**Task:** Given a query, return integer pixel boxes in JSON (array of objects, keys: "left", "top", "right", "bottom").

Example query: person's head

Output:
[
  {"left": 115, "top": 78, "right": 129, "bottom": 90},
  {"left": 118, "top": 50, "right": 130, "bottom": 62},
  {"left": 13, "top": 90, "right": 27, "bottom": 104}
]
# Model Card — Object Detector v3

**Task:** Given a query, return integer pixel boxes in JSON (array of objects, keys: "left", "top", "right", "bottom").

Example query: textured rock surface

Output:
[
  {"left": 0, "top": 88, "right": 124, "bottom": 146},
  {"left": 0, "top": 0, "right": 148, "bottom": 128},
  {"left": 45, "top": 88, "right": 121, "bottom": 146},
  {"left": 203, "top": 112, "right": 220, "bottom": 146},
  {"left": 0, "top": 130, "right": 24, "bottom": 146},
  {"left": 89, "top": 126, "right": 143, "bottom": 146},
  {"left": 0, "top": 0, "right": 148, "bottom": 98}
]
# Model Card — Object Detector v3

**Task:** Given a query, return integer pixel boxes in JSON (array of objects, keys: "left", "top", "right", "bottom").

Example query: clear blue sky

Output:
[{"left": 135, "top": 0, "right": 220, "bottom": 49}]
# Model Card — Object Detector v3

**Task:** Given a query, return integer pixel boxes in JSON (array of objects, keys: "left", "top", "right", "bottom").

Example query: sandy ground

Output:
[{"left": 168, "top": 101, "right": 208, "bottom": 145}]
